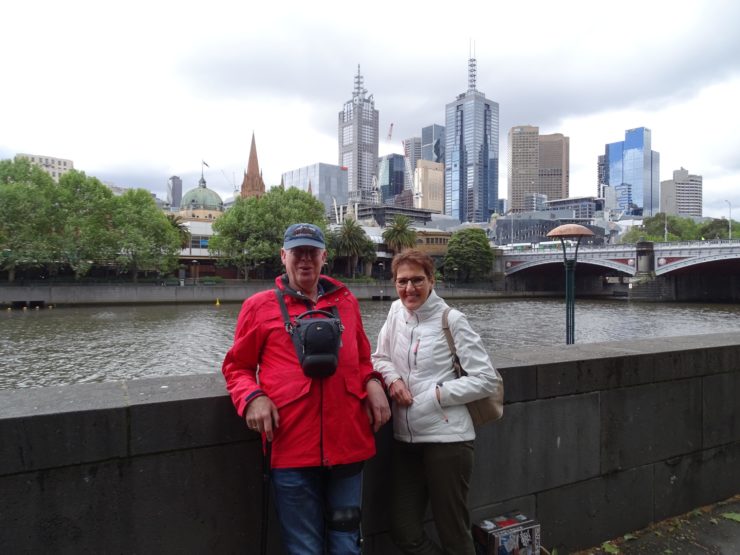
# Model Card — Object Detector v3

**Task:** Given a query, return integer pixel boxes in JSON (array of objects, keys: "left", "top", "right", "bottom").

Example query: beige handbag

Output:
[{"left": 441, "top": 308, "right": 504, "bottom": 426}]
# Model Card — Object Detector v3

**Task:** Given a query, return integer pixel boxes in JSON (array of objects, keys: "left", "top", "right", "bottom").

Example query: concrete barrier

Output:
[{"left": 1, "top": 333, "right": 739, "bottom": 553}]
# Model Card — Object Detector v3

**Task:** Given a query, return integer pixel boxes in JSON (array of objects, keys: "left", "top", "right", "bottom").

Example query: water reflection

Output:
[{"left": 1, "top": 298, "right": 738, "bottom": 390}]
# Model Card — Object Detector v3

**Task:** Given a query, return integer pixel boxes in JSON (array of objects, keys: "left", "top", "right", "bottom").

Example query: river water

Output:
[{"left": 1, "top": 297, "right": 737, "bottom": 390}]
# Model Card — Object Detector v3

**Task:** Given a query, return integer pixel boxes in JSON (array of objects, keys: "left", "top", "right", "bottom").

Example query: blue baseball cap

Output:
[{"left": 283, "top": 223, "right": 326, "bottom": 250}]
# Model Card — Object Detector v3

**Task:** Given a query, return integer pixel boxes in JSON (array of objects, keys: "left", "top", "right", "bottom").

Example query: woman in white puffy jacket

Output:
[{"left": 372, "top": 249, "right": 502, "bottom": 555}]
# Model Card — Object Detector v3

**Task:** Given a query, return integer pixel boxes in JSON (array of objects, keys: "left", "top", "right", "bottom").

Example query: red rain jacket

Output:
[{"left": 222, "top": 274, "right": 381, "bottom": 469}]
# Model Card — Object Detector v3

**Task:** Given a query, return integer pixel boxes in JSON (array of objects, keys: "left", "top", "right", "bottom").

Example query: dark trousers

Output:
[{"left": 390, "top": 439, "right": 475, "bottom": 555}]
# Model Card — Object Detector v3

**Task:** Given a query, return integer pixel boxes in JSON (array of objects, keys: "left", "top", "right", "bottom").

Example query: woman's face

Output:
[{"left": 394, "top": 262, "right": 434, "bottom": 311}]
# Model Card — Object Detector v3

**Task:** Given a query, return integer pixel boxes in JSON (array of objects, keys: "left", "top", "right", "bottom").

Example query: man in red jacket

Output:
[{"left": 222, "top": 222, "right": 390, "bottom": 555}]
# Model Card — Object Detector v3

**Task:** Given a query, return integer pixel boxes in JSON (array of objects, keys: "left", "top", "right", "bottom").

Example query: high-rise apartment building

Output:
[
  {"left": 377, "top": 154, "right": 405, "bottom": 205},
  {"left": 281, "top": 163, "right": 349, "bottom": 215},
  {"left": 413, "top": 160, "right": 444, "bottom": 213},
  {"left": 338, "top": 66, "right": 379, "bottom": 205},
  {"left": 421, "top": 124, "right": 445, "bottom": 163},
  {"left": 508, "top": 126, "right": 569, "bottom": 212},
  {"left": 16, "top": 153, "right": 74, "bottom": 183},
  {"left": 597, "top": 154, "right": 607, "bottom": 196},
  {"left": 167, "top": 176, "right": 183, "bottom": 208},
  {"left": 603, "top": 127, "right": 660, "bottom": 217},
  {"left": 444, "top": 57, "right": 499, "bottom": 222},
  {"left": 539, "top": 133, "right": 569, "bottom": 202},
  {"left": 660, "top": 167, "right": 702, "bottom": 217},
  {"left": 507, "top": 126, "right": 539, "bottom": 212},
  {"left": 403, "top": 137, "right": 422, "bottom": 190}
]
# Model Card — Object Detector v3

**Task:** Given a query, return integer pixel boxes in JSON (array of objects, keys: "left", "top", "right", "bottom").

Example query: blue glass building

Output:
[
  {"left": 604, "top": 127, "right": 660, "bottom": 216},
  {"left": 422, "top": 124, "right": 445, "bottom": 163},
  {"left": 444, "top": 58, "right": 499, "bottom": 223},
  {"left": 377, "top": 154, "right": 406, "bottom": 205}
]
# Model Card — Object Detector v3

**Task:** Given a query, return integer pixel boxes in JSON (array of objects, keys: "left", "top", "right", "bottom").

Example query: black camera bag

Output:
[{"left": 274, "top": 289, "right": 344, "bottom": 378}]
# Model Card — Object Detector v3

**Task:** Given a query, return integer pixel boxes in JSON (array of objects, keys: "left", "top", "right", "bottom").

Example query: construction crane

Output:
[{"left": 386, "top": 123, "right": 394, "bottom": 141}]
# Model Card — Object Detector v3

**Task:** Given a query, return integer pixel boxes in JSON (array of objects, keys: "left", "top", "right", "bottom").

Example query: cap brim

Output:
[{"left": 283, "top": 238, "right": 326, "bottom": 250}]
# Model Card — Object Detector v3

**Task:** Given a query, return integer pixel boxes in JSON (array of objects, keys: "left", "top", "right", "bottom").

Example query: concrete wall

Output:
[
  {"left": 0, "top": 283, "right": 554, "bottom": 308},
  {"left": 1, "top": 333, "right": 739, "bottom": 553}
]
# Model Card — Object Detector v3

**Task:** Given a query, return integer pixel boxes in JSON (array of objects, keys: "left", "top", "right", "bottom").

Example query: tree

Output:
[
  {"left": 209, "top": 186, "right": 327, "bottom": 280},
  {"left": 382, "top": 215, "right": 417, "bottom": 255},
  {"left": 112, "top": 189, "right": 181, "bottom": 281},
  {"left": 331, "top": 218, "right": 376, "bottom": 278},
  {"left": 443, "top": 227, "right": 494, "bottom": 283},
  {"left": 57, "top": 170, "right": 118, "bottom": 279},
  {"left": 166, "top": 213, "right": 192, "bottom": 248},
  {"left": 0, "top": 158, "right": 58, "bottom": 282},
  {"left": 619, "top": 213, "right": 708, "bottom": 243},
  {"left": 699, "top": 218, "right": 736, "bottom": 240}
]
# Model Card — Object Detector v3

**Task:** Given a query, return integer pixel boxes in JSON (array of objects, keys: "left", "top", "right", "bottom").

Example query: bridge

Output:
[{"left": 501, "top": 240, "right": 740, "bottom": 277}]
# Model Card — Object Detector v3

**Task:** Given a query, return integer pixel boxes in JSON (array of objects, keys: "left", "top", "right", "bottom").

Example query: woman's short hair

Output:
[{"left": 391, "top": 249, "right": 435, "bottom": 279}]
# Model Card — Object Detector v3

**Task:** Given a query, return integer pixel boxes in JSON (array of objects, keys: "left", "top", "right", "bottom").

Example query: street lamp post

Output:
[
  {"left": 547, "top": 224, "right": 595, "bottom": 345},
  {"left": 726, "top": 200, "right": 732, "bottom": 239}
]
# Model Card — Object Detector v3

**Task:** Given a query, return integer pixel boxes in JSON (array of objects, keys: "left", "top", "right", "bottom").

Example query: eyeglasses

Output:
[
  {"left": 289, "top": 248, "right": 323, "bottom": 260},
  {"left": 395, "top": 276, "right": 427, "bottom": 289}
]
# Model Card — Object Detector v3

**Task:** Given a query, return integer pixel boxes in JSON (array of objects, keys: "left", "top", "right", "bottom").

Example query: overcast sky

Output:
[{"left": 2, "top": 0, "right": 739, "bottom": 218}]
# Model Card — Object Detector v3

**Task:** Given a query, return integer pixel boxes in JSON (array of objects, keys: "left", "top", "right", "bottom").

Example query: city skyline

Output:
[{"left": 1, "top": 0, "right": 739, "bottom": 219}]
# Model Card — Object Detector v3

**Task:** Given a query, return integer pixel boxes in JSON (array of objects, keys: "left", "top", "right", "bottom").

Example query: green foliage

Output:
[
  {"left": 330, "top": 218, "right": 376, "bottom": 278},
  {"left": 0, "top": 158, "right": 59, "bottom": 281},
  {"left": 166, "top": 213, "right": 192, "bottom": 248},
  {"left": 619, "top": 213, "right": 737, "bottom": 243},
  {"left": 382, "top": 215, "right": 417, "bottom": 254},
  {"left": 443, "top": 228, "right": 494, "bottom": 282},
  {"left": 57, "top": 170, "right": 118, "bottom": 279},
  {"left": 111, "top": 189, "right": 181, "bottom": 282},
  {"left": 209, "top": 186, "right": 327, "bottom": 280}
]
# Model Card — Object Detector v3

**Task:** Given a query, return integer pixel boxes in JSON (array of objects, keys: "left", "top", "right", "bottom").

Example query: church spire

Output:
[{"left": 241, "top": 132, "right": 265, "bottom": 198}]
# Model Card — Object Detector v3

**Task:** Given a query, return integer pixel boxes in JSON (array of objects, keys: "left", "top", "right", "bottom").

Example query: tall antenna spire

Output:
[
  {"left": 467, "top": 40, "right": 477, "bottom": 93},
  {"left": 353, "top": 64, "right": 367, "bottom": 99}
]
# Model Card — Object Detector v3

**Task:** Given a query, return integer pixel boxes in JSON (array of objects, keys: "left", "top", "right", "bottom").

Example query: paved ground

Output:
[{"left": 567, "top": 494, "right": 740, "bottom": 555}]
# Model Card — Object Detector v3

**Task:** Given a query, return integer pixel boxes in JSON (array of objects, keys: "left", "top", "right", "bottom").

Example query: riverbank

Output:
[{"left": 0, "top": 282, "right": 583, "bottom": 307}]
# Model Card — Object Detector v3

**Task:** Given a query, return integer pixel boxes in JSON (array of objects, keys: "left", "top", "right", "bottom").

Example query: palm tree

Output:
[
  {"left": 166, "top": 214, "right": 191, "bottom": 249},
  {"left": 334, "top": 218, "right": 368, "bottom": 278},
  {"left": 382, "top": 215, "right": 417, "bottom": 255}
]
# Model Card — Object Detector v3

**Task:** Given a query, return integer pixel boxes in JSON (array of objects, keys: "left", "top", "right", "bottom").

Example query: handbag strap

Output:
[{"left": 442, "top": 307, "right": 466, "bottom": 378}]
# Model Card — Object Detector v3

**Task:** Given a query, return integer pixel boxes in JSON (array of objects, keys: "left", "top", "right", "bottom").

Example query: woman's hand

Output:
[{"left": 389, "top": 378, "right": 413, "bottom": 407}]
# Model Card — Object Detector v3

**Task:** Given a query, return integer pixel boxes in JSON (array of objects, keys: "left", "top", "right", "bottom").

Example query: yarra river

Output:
[{"left": 1, "top": 297, "right": 739, "bottom": 390}]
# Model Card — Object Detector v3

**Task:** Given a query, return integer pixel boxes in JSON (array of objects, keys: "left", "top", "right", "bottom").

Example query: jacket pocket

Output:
[
  {"left": 409, "top": 383, "right": 447, "bottom": 432},
  {"left": 343, "top": 370, "right": 365, "bottom": 400},
  {"left": 266, "top": 376, "right": 312, "bottom": 409}
]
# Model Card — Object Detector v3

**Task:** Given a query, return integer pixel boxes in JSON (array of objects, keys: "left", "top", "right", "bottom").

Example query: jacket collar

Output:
[
  {"left": 404, "top": 289, "right": 445, "bottom": 322},
  {"left": 275, "top": 274, "right": 344, "bottom": 301}
]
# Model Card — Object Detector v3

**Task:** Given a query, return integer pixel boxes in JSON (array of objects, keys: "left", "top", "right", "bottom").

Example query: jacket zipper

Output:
[{"left": 404, "top": 316, "right": 419, "bottom": 441}]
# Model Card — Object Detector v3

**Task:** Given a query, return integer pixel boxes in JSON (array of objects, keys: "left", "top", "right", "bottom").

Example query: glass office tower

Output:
[
  {"left": 377, "top": 154, "right": 406, "bottom": 204},
  {"left": 444, "top": 57, "right": 499, "bottom": 223},
  {"left": 338, "top": 66, "right": 379, "bottom": 205},
  {"left": 604, "top": 127, "right": 660, "bottom": 216},
  {"left": 422, "top": 124, "right": 445, "bottom": 163}
]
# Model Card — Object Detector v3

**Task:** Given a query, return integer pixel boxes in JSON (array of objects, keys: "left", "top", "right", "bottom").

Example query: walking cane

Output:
[{"left": 260, "top": 440, "right": 272, "bottom": 555}]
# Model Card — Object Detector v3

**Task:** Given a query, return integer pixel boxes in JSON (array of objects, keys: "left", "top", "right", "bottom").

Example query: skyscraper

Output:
[
  {"left": 508, "top": 126, "right": 569, "bottom": 212},
  {"left": 167, "top": 175, "right": 182, "bottom": 208},
  {"left": 402, "top": 137, "right": 422, "bottom": 190},
  {"left": 603, "top": 127, "right": 660, "bottom": 217},
  {"left": 421, "top": 124, "right": 445, "bottom": 163},
  {"left": 661, "top": 167, "right": 702, "bottom": 217},
  {"left": 377, "top": 154, "right": 406, "bottom": 205},
  {"left": 338, "top": 66, "right": 379, "bottom": 205},
  {"left": 444, "top": 57, "right": 499, "bottom": 223},
  {"left": 413, "top": 160, "right": 444, "bottom": 213}
]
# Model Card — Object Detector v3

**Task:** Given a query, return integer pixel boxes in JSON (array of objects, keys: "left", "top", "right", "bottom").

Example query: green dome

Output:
[{"left": 181, "top": 177, "right": 223, "bottom": 211}]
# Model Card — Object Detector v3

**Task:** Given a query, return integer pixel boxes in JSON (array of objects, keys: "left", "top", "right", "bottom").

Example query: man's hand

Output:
[
  {"left": 245, "top": 396, "right": 280, "bottom": 441},
  {"left": 389, "top": 378, "right": 413, "bottom": 407},
  {"left": 365, "top": 380, "right": 391, "bottom": 433}
]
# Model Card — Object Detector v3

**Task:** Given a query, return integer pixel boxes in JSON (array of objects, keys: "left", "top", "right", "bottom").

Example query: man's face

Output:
[{"left": 280, "top": 246, "right": 327, "bottom": 293}]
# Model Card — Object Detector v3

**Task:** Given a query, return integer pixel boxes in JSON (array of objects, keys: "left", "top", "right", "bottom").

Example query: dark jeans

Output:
[
  {"left": 390, "top": 440, "right": 475, "bottom": 555},
  {"left": 272, "top": 465, "right": 363, "bottom": 555}
]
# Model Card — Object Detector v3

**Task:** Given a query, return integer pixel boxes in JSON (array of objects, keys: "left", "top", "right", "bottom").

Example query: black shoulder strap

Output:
[{"left": 274, "top": 288, "right": 304, "bottom": 364}]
